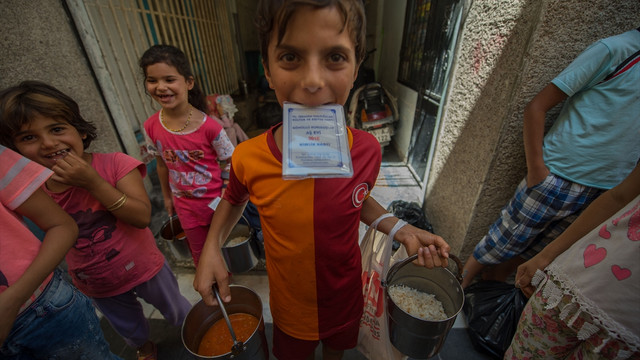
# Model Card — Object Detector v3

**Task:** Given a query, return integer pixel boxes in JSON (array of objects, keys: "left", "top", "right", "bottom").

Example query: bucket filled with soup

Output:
[
  {"left": 182, "top": 285, "right": 268, "bottom": 359},
  {"left": 384, "top": 253, "right": 464, "bottom": 359}
]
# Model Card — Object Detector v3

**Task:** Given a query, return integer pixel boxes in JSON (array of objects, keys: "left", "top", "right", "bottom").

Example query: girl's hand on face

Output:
[{"left": 50, "top": 152, "right": 101, "bottom": 189}]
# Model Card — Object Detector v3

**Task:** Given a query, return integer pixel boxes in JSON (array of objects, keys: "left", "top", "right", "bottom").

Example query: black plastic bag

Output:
[
  {"left": 462, "top": 280, "right": 527, "bottom": 359},
  {"left": 387, "top": 200, "right": 434, "bottom": 232},
  {"left": 387, "top": 200, "right": 434, "bottom": 250}
]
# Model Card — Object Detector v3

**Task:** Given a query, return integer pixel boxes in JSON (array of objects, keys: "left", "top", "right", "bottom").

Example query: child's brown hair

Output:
[
  {"left": 138, "top": 44, "right": 208, "bottom": 113},
  {"left": 0, "top": 80, "right": 97, "bottom": 150},
  {"left": 255, "top": 0, "right": 367, "bottom": 70}
]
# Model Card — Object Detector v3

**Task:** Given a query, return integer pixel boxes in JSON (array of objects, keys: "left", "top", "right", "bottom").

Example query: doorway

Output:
[{"left": 398, "top": 0, "right": 465, "bottom": 186}]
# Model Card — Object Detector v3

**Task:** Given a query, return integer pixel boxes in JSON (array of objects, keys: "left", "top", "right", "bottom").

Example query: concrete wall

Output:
[
  {"left": 423, "top": 0, "right": 640, "bottom": 256},
  {"left": 0, "top": 0, "right": 121, "bottom": 154}
]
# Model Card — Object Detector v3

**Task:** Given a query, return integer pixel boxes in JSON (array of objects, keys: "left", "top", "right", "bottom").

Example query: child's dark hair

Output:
[
  {"left": 255, "top": 0, "right": 366, "bottom": 71},
  {"left": 0, "top": 80, "right": 97, "bottom": 150},
  {"left": 139, "top": 44, "right": 207, "bottom": 113}
]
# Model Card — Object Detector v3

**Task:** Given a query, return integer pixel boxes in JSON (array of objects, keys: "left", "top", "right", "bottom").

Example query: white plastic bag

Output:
[{"left": 357, "top": 213, "right": 408, "bottom": 360}]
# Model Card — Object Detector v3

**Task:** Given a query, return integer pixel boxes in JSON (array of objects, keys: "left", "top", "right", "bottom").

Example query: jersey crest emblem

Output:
[{"left": 352, "top": 183, "right": 369, "bottom": 207}]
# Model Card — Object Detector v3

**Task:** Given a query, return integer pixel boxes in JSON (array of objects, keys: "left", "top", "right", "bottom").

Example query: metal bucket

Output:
[
  {"left": 221, "top": 217, "right": 259, "bottom": 273},
  {"left": 384, "top": 254, "right": 464, "bottom": 359},
  {"left": 182, "top": 285, "right": 269, "bottom": 359},
  {"left": 160, "top": 215, "right": 192, "bottom": 262}
]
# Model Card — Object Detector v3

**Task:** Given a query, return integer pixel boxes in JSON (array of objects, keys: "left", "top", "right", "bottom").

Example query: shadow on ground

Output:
[{"left": 101, "top": 318, "right": 493, "bottom": 360}]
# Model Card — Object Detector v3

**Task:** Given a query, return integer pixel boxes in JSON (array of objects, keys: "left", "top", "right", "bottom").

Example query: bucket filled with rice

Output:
[
  {"left": 384, "top": 253, "right": 464, "bottom": 359},
  {"left": 221, "top": 216, "right": 259, "bottom": 273}
]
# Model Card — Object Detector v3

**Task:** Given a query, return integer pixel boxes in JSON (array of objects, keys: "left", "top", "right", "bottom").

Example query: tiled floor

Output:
[{"left": 100, "top": 164, "right": 495, "bottom": 359}]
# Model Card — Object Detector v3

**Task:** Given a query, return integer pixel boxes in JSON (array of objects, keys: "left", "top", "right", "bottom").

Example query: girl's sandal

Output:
[{"left": 136, "top": 341, "right": 158, "bottom": 360}]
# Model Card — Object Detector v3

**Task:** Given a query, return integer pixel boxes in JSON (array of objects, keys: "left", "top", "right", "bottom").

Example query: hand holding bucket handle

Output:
[
  {"left": 385, "top": 253, "right": 464, "bottom": 287},
  {"left": 382, "top": 252, "right": 465, "bottom": 358}
]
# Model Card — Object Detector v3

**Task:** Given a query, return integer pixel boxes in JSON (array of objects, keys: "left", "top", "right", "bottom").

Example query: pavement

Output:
[{"left": 100, "top": 267, "right": 493, "bottom": 360}]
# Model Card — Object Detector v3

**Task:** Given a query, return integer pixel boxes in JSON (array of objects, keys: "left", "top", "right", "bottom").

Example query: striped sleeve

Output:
[{"left": 0, "top": 145, "right": 52, "bottom": 210}]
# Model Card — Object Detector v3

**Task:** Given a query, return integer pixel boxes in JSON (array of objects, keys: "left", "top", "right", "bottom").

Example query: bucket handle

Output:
[
  {"left": 169, "top": 215, "right": 176, "bottom": 239},
  {"left": 213, "top": 284, "right": 245, "bottom": 355},
  {"left": 385, "top": 253, "right": 464, "bottom": 286},
  {"left": 238, "top": 215, "right": 256, "bottom": 234}
]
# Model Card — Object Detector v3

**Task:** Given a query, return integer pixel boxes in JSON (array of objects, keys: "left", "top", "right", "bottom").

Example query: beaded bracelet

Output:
[{"left": 107, "top": 193, "right": 128, "bottom": 212}]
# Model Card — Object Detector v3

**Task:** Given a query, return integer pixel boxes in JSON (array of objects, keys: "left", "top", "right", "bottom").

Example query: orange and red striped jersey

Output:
[{"left": 224, "top": 125, "right": 381, "bottom": 340}]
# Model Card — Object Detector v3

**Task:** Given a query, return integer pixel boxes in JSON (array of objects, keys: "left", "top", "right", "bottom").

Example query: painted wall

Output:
[{"left": 0, "top": 0, "right": 122, "bottom": 155}]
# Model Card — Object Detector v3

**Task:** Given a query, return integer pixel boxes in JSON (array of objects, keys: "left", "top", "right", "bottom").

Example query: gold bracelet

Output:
[{"left": 107, "top": 193, "right": 128, "bottom": 212}]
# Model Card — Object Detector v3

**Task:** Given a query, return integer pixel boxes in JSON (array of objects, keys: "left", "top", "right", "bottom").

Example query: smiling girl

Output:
[
  {"left": 139, "top": 45, "right": 236, "bottom": 265},
  {"left": 0, "top": 80, "right": 192, "bottom": 360}
]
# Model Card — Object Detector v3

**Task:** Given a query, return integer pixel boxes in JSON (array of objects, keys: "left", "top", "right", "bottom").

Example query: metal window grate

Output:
[
  {"left": 398, "top": 0, "right": 461, "bottom": 97},
  {"left": 399, "top": 0, "right": 464, "bottom": 184}
]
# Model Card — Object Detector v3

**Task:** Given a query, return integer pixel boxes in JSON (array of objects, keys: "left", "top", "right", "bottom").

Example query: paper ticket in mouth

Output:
[{"left": 282, "top": 102, "right": 353, "bottom": 179}]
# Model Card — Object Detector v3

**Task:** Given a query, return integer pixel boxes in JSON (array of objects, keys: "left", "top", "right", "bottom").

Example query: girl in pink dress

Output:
[
  {"left": 507, "top": 162, "right": 640, "bottom": 359},
  {"left": 139, "top": 45, "right": 235, "bottom": 265},
  {"left": 0, "top": 81, "right": 191, "bottom": 360}
]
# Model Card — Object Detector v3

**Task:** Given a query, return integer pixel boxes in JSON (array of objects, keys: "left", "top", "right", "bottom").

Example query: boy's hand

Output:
[
  {"left": 395, "top": 224, "right": 450, "bottom": 268},
  {"left": 193, "top": 250, "right": 232, "bottom": 306},
  {"left": 50, "top": 152, "right": 101, "bottom": 189},
  {"left": 526, "top": 164, "right": 550, "bottom": 188}
]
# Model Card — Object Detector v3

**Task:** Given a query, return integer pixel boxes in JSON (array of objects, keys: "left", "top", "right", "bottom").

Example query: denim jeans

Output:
[{"left": 0, "top": 270, "right": 122, "bottom": 360}]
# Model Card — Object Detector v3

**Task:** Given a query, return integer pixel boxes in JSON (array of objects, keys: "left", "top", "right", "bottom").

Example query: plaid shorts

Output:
[{"left": 473, "top": 173, "right": 603, "bottom": 264}]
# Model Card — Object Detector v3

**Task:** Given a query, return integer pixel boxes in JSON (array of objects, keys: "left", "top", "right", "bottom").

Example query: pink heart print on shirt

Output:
[
  {"left": 583, "top": 244, "right": 607, "bottom": 268},
  {"left": 611, "top": 265, "right": 631, "bottom": 281},
  {"left": 611, "top": 200, "right": 640, "bottom": 241},
  {"left": 598, "top": 224, "right": 611, "bottom": 239}
]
